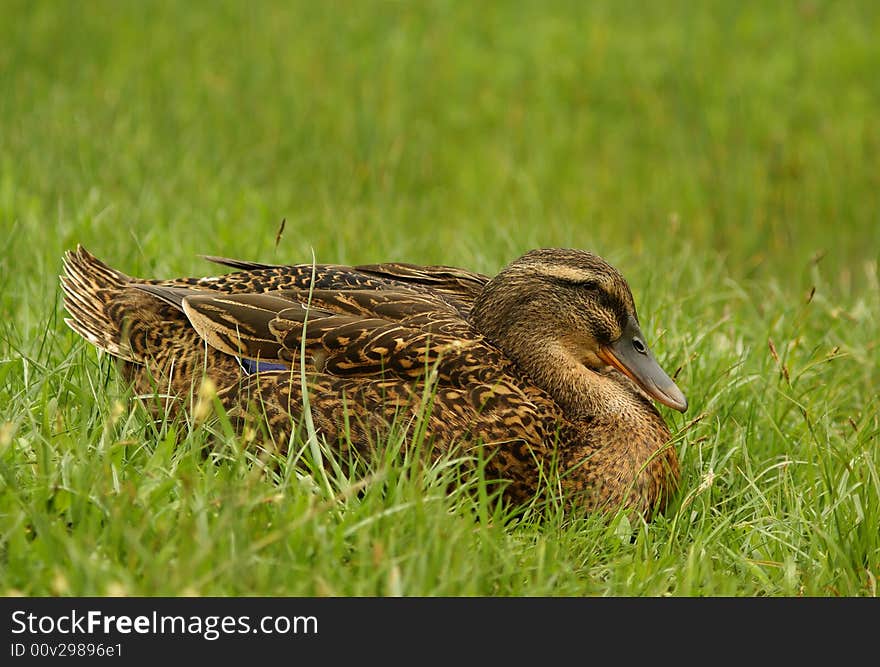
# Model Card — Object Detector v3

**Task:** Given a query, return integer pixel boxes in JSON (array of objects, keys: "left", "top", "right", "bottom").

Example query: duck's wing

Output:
[
  {"left": 354, "top": 262, "right": 490, "bottom": 306},
  {"left": 191, "top": 258, "right": 490, "bottom": 316},
  {"left": 133, "top": 284, "right": 482, "bottom": 380}
]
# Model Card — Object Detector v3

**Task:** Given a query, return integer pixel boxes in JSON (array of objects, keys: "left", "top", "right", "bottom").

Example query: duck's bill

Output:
[{"left": 597, "top": 321, "right": 688, "bottom": 412}]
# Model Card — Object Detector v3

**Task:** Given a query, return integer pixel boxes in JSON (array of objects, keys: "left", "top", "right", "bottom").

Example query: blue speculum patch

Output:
[{"left": 238, "top": 358, "right": 290, "bottom": 374}]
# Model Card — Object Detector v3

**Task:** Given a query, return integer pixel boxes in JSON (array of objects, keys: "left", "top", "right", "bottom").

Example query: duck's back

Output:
[
  {"left": 173, "top": 256, "right": 490, "bottom": 318},
  {"left": 62, "top": 248, "right": 489, "bottom": 389}
]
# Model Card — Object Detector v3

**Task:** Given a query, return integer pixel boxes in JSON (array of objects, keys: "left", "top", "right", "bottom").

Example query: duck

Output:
[{"left": 60, "top": 246, "right": 688, "bottom": 517}]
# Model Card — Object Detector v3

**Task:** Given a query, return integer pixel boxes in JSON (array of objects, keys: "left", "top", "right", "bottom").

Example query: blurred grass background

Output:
[
  {"left": 0, "top": 0, "right": 878, "bottom": 595},
  {"left": 3, "top": 1, "right": 877, "bottom": 277}
]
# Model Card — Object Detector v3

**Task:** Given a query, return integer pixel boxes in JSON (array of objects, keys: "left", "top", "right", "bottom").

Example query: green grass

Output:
[{"left": 1, "top": 0, "right": 878, "bottom": 596}]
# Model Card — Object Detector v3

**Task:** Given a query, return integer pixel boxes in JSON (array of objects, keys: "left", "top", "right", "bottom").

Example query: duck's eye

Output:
[{"left": 632, "top": 338, "right": 647, "bottom": 354}]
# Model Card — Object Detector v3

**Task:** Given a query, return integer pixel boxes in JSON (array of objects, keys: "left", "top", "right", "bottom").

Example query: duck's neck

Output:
[{"left": 513, "top": 338, "right": 651, "bottom": 419}]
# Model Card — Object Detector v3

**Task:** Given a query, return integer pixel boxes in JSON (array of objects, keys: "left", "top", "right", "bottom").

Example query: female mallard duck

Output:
[{"left": 61, "top": 246, "right": 687, "bottom": 517}]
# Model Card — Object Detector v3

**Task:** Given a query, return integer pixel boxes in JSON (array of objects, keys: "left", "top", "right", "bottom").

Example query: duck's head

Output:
[{"left": 470, "top": 248, "right": 688, "bottom": 413}]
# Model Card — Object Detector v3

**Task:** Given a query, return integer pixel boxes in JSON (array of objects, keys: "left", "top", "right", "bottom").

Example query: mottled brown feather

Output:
[{"left": 60, "top": 245, "right": 683, "bottom": 517}]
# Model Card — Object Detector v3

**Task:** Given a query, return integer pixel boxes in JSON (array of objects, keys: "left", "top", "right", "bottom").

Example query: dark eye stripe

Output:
[
  {"left": 546, "top": 275, "right": 632, "bottom": 332},
  {"left": 549, "top": 277, "right": 600, "bottom": 290}
]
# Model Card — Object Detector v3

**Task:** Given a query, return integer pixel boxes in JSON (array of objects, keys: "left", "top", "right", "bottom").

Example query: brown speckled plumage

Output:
[{"left": 61, "top": 246, "right": 686, "bottom": 517}]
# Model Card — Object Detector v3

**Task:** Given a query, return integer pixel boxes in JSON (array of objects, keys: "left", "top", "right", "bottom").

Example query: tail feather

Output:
[
  {"left": 61, "top": 246, "right": 245, "bottom": 406},
  {"left": 60, "top": 245, "right": 140, "bottom": 362}
]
